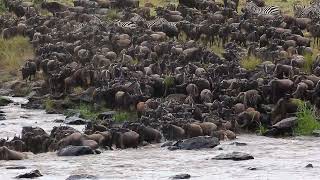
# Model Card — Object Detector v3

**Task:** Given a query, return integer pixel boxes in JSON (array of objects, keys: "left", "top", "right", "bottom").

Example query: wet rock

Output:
[
  {"left": 306, "top": 164, "right": 313, "bottom": 168},
  {"left": 265, "top": 117, "right": 298, "bottom": 136},
  {"left": 6, "top": 166, "right": 27, "bottom": 169},
  {"left": 53, "top": 119, "right": 64, "bottom": 123},
  {"left": 0, "top": 110, "right": 5, "bottom": 113},
  {"left": 57, "top": 145, "right": 95, "bottom": 156},
  {"left": 161, "top": 141, "right": 174, "bottom": 147},
  {"left": 66, "top": 174, "right": 98, "bottom": 180},
  {"left": 169, "top": 136, "right": 219, "bottom": 150},
  {"left": 272, "top": 117, "right": 298, "bottom": 130},
  {"left": 97, "top": 111, "right": 116, "bottom": 120},
  {"left": 0, "top": 116, "right": 6, "bottom": 121},
  {"left": 0, "top": 96, "right": 12, "bottom": 106},
  {"left": 64, "top": 116, "right": 88, "bottom": 125},
  {"left": 212, "top": 152, "right": 254, "bottom": 161},
  {"left": 247, "top": 167, "right": 257, "bottom": 170},
  {"left": 16, "top": 170, "right": 43, "bottom": 178},
  {"left": 229, "top": 142, "right": 247, "bottom": 146},
  {"left": 171, "top": 174, "right": 191, "bottom": 179}
]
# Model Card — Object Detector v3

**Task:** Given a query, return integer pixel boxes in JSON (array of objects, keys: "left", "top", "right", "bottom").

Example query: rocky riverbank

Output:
[{"left": 1, "top": 0, "right": 320, "bottom": 178}]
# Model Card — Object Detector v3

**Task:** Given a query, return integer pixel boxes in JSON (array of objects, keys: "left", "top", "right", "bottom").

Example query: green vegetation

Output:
[
  {"left": 44, "top": 98, "right": 55, "bottom": 112},
  {"left": 0, "top": 0, "right": 7, "bottom": 14},
  {"left": 0, "top": 36, "right": 34, "bottom": 83},
  {"left": 104, "top": 9, "right": 120, "bottom": 22},
  {"left": 210, "top": 43, "right": 224, "bottom": 57},
  {"left": 294, "top": 102, "right": 320, "bottom": 136},
  {"left": 113, "top": 111, "right": 137, "bottom": 122},
  {"left": 303, "top": 52, "right": 314, "bottom": 74},
  {"left": 240, "top": 56, "right": 262, "bottom": 71},
  {"left": 257, "top": 123, "right": 268, "bottom": 135},
  {"left": 164, "top": 75, "right": 175, "bottom": 96}
]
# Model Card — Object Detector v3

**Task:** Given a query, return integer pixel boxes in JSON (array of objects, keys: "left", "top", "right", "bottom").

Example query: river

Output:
[{"left": 0, "top": 97, "right": 319, "bottom": 180}]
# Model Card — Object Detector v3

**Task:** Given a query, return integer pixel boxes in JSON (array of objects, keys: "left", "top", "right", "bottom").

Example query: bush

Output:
[
  {"left": 294, "top": 102, "right": 320, "bottom": 136},
  {"left": 240, "top": 56, "right": 262, "bottom": 71}
]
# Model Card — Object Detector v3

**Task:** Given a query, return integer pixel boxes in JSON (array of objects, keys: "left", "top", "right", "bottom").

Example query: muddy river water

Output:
[{"left": 0, "top": 97, "right": 319, "bottom": 180}]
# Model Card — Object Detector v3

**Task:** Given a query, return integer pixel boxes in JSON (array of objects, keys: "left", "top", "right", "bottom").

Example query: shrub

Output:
[
  {"left": 294, "top": 102, "right": 320, "bottom": 136},
  {"left": 240, "top": 56, "right": 262, "bottom": 71}
]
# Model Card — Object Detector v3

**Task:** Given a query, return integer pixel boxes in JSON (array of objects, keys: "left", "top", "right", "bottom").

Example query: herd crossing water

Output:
[{"left": 0, "top": 97, "right": 319, "bottom": 180}]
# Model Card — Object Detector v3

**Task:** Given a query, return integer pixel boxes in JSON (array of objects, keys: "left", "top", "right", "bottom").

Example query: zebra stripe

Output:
[
  {"left": 245, "top": 2, "right": 281, "bottom": 16},
  {"left": 114, "top": 20, "right": 137, "bottom": 29},
  {"left": 293, "top": 4, "right": 320, "bottom": 19}
]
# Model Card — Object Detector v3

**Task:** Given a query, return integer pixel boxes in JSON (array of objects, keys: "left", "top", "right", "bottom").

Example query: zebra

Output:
[
  {"left": 293, "top": 4, "right": 320, "bottom": 20},
  {"left": 114, "top": 20, "right": 137, "bottom": 29},
  {"left": 244, "top": 2, "right": 281, "bottom": 16}
]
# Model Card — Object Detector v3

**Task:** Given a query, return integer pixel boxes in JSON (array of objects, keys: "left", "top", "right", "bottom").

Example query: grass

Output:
[
  {"left": 104, "top": 9, "right": 120, "bottom": 22},
  {"left": 0, "top": 36, "right": 34, "bottom": 83},
  {"left": 294, "top": 102, "right": 320, "bottom": 136},
  {"left": 0, "top": 96, "right": 12, "bottom": 106},
  {"left": 44, "top": 98, "right": 55, "bottom": 112},
  {"left": 77, "top": 103, "right": 101, "bottom": 120},
  {"left": 0, "top": 0, "right": 7, "bottom": 14},
  {"left": 257, "top": 123, "right": 268, "bottom": 135},
  {"left": 73, "top": 86, "right": 85, "bottom": 94},
  {"left": 113, "top": 111, "right": 137, "bottom": 122},
  {"left": 210, "top": 43, "right": 224, "bottom": 57},
  {"left": 303, "top": 52, "right": 314, "bottom": 74},
  {"left": 240, "top": 56, "right": 262, "bottom": 71}
]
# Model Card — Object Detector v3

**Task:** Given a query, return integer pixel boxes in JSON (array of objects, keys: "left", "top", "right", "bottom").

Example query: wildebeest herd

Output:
[{"left": 1, "top": 0, "right": 320, "bottom": 156}]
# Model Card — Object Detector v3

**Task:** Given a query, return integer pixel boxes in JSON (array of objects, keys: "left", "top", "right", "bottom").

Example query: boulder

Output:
[
  {"left": 272, "top": 117, "right": 298, "bottom": 130},
  {"left": 168, "top": 136, "right": 219, "bottom": 150},
  {"left": 171, "top": 174, "right": 191, "bottom": 179},
  {"left": 57, "top": 146, "right": 95, "bottom": 156},
  {"left": 0, "top": 96, "right": 12, "bottom": 106},
  {"left": 64, "top": 116, "right": 88, "bottom": 125},
  {"left": 306, "top": 164, "right": 313, "bottom": 168},
  {"left": 212, "top": 152, "right": 254, "bottom": 161},
  {"left": 312, "top": 130, "right": 320, "bottom": 137},
  {"left": 16, "top": 170, "right": 43, "bottom": 178},
  {"left": 65, "top": 174, "right": 98, "bottom": 180}
]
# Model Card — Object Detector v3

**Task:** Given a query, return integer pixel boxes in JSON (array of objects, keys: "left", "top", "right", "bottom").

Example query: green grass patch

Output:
[
  {"left": 44, "top": 98, "right": 55, "bottom": 112},
  {"left": 210, "top": 43, "right": 224, "bottom": 57},
  {"left": 0, "top": 0, "right": 7, "bottom": 14},
  {"left": 0, "top": 36, "right": 34, "bottom": 83},
  {"left": 256, "top": 123, "right": 268, "bottom": 135},
  {"left": 303, "top": 52, "right": 314, "bottom": 74},
  {"left": 294, "top": 102, "right": 320, "bottom": 136},
  {"left": 113, "top": 111, "right": 137, "bottom": 122},
  {"left": 104, "top": 9, "right": 120, "bottom": 22},
  {"left": 240, "top": 56, "right": 262, "bottom": 71}
]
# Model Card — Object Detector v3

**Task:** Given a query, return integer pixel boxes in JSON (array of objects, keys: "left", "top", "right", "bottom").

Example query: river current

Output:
[{"left": 0, "top": 97, "right": 319, "bottom": 180}]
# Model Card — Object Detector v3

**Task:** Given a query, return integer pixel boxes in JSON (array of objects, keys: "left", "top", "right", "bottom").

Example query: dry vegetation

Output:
[{"left": 0, "top": 36, "right": 34, "bottom": 83}]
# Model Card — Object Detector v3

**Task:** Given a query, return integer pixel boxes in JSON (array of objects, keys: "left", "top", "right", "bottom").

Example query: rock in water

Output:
[
  {"left": 212, "top": 152, "right": 254, "bottom": 161},
  {"left": 229, "top": 142, "right": 247, "bottom": 146},
  {"left": 312, "top": 130, "right": 320, "bottom": 137},
  {"left": 57, "top": 146, "right": 95, "bottom": 156},
  {"left": 169, "top": 136, "right": 219, "bottom": 150},
  {"left": 306, "top": 164, "right": 313, "bottom": 168},
  {"left": 171, "top": 174, "right": 191, "bottom": 179},
  {"left": 272, "top": 117, "right": 298, "bottom": 130},
  {"left": 16, "top": 170, "right": 43, "bottom": 178},
  {"left": 6, "top": 166, "right": 27, "bottom": 169},
  {"left": 0, "top": 96, "right": 12, "bottom": 106},
  {"left": 66, "top": 174, "right": 98, "bottom": 180},
  {"left": 64, "top": 116, "right": 88, "bottom": 125}
]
